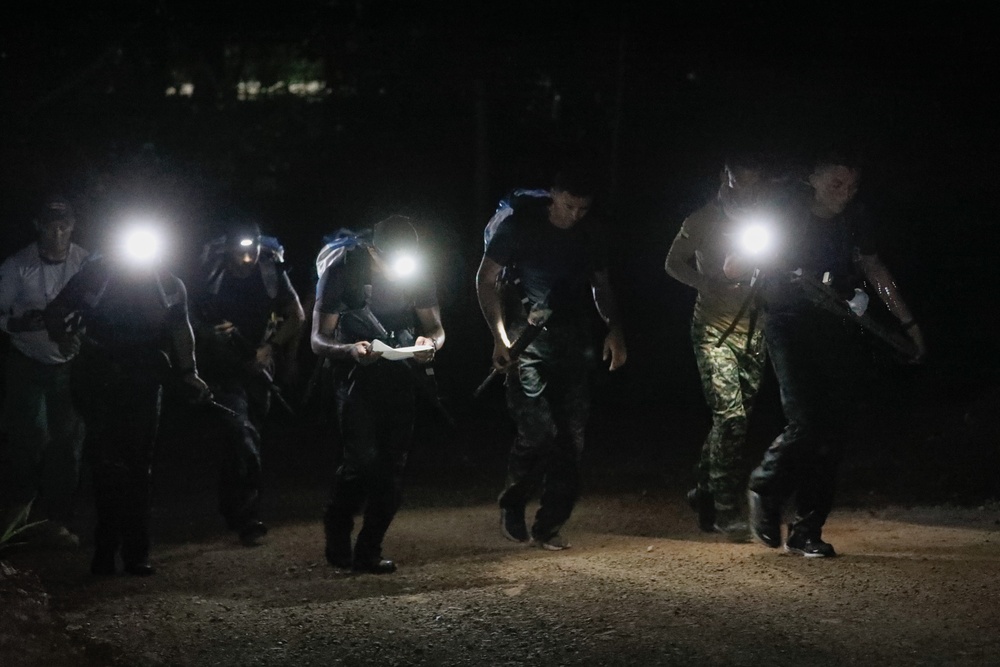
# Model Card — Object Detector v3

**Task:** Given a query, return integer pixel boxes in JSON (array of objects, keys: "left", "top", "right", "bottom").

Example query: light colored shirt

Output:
[
  {"left": 0, "top": 242, "right": 89, "bottom": 364},
  {"left": 665, "top": 201, "right": 756, "bottom": 335}
]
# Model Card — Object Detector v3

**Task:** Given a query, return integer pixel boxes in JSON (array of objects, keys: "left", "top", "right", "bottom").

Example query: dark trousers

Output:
[
  {"left": 324, "top": 364, "right": 415, "bottom": 560},
  {"left": 211, "top": 376, "right": 269, "bottom": 531},
  {"left": 499, "top": 352, "right": 590, "bottom": 542},
  {"left": 76, "top": 362, "right": 162, "bottom": 566},
  {"left": 748, "top": 309, "right": 863, "bottom": 535},
  {"left": 0, "top": 349, "right": 84, "bottom": 522}
]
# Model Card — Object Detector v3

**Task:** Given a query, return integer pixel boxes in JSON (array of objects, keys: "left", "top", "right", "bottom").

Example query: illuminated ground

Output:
[{"left": 3, "top": 378, "right": 1000, "bottom": 667}]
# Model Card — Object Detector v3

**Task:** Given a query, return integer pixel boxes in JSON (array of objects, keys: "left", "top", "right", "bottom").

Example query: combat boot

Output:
[
  {"left": 712, "top": 508, "right": 751, "bottom": 543},
  {"left": 686, "top": 487, "right": 716, "bottom": 533},
  {"left": 748, "top": 490, "right": 783, "bottom": 548}
]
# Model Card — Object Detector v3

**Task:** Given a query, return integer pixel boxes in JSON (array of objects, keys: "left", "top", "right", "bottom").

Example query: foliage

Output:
[{"left": 0, "top": 501, "right": 44, "bottom": 555}]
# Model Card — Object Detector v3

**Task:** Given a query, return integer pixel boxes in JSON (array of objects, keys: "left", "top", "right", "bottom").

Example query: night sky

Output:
[{"left": 2, "top": 1, "right": 998, "bottom": 409}]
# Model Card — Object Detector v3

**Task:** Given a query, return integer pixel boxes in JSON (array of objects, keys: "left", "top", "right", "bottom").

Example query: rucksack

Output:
[{"left": 483, "top": 188, "right": 549, "bottom": 248}]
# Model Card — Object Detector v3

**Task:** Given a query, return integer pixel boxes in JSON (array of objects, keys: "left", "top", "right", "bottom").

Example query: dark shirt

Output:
[
  {"left": 317, "top": 247, "right": 437, "bottom": 341},
  {"left": 484, "top": 196, "right": 607, "bottom": 328},
  {"left": 199, "top": 264, "right": 296, "bottom": 348},
  {"left": 46, "top": 256, "right": 186, "bottom": 372},
  {"left": 765, "top": 201, "right": 877, "bottom": 313}
]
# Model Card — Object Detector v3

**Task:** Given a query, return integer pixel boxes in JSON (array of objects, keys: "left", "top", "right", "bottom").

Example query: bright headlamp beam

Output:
[
  {"left": 121, "top": 227, "right": 162, "bottom": 264},
  {"left": 739, "top": 223, "right": 772, "bottom": 256},
  {"left": 239, "top": 238, "right": 254, "bottom": 247},
  {"left": 390, "top": 253, "right": 417, "bottom": 278}
]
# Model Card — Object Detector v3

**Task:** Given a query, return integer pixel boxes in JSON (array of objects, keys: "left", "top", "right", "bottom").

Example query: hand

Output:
[
  {"left": 350, "top": 341, "right": 382, "bottom": 366},
  {"left": 57, "top": 333, "right": 82, "bottom": 358},
  {"left": 491, "top": 339, "right": 512, "bottom": 372},
  {"left": 213, "top": 320, "right": 236, "bottom": 340},
  {"left": 253, "top": 343, "right": 275, "bottom": 374},
  {"left": 412, "top": 336, "right": 436, "bottom": 365},
  {"left": 603, "top": 327, "right": 627, "bottom": 371},
  {"left": 182, "top": 372, "right": 213, "bottom": 402}
]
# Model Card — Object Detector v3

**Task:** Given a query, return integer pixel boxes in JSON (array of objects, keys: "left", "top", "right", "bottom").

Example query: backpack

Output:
[
  {"left": 483, "top": 188, "right": 549, "bottom": 248},
  {"left": 314, "top": 228, "right": 372, "bottom": 282}
]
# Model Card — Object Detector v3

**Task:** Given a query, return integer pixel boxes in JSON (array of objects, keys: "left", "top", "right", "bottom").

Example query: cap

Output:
[
  {"left": 38, "top": 195, "right": 75, "bottom": 225},
  {"left": 372, "top": 215, "right": 418, "bottom": 254}
]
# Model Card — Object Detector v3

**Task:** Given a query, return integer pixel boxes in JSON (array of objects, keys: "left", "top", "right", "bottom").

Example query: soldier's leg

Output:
[
  {"left": 0, "top": 352, "right": 49, "bottom": 524},
  {"left": 354, "top": 396, "right": 414, "bottom": 568},
  {"left": 324, "top": 378, "right": 376, "bottom": 566},
  {"left": 214, "top": 382, "right": 264, "bottom": 540},
  {"left": 499, "top": 375, "right": 555, "bottom": 538},
  {"left": 532, "top": 375, "right": 588, "bottom": 544},
  {"left": 38, "top": 363, "right": 85, "bottom": 527},
  {"left": 119, "top": 384, "right": 161, "bottom": 575}
]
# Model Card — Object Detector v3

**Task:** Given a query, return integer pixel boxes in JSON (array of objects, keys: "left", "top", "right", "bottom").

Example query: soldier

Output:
[
  {"left": 311, "top": 215, "right": 445, "bottom": 574},
  {"left": 745, "top": 149, "right": 926, "bottom": 557},
  {"left": 190, "top": 219, "right": 305, "bottom": 546},
  {"left": 476, "top": 166, "right": 627, "bottom": 551},
  {"left": 664, "top": 153, "right": 780, "bottom": 541},
  {"left": 45, "top": 222, "right": 210, "bottom": 575},
  {"left": 0, "top": 195, "right": 89, "bottom": 547}
]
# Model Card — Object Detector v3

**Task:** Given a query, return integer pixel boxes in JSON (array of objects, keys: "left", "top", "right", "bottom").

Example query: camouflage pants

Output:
[{"left": 691, "top": 316, "right": 766, "bottom": 512}]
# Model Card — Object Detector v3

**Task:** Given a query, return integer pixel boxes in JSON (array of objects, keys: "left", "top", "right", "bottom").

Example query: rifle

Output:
[
  {"left": 792, "top": 273, "right": 918, "bottom": 361},
  {"left": 473, "top": 306, "right": 552, "bottom": 398},
  {"left": 195, "top": 301, "right": 296, "bottom": 417}
]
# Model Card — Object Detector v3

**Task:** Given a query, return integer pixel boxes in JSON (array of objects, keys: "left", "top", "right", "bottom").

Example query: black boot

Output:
[
  {"left": 748, "top": 490, "right": 783, "bottom": 548},
  {"left": 687, "top": 487, "right": 716, "bottom": 532},
  {"left": 352, "top": 552, "right": 397, "bottom": 574}
]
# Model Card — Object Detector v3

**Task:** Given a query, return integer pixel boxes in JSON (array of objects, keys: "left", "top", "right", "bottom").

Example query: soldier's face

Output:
[
  {"left": 810, "top": 165, "right": 860, "bottom": 215},
  {"left": 38, "top": 218, "right": 74, "bottom": 256},
  {"left": 548, "top": 190, "right": 592, "bottom": 229},
  {"left": 229, "top": 242, "right": 261, "bottom": 267}
]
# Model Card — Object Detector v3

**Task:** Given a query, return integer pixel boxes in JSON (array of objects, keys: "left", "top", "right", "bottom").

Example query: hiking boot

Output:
[
  {"left": 500, "top": 506, "right": 529, "bottom": 543},
  {"left": 531, "top": 532, "right": 571, "bottom": 551},
  {"left": 784, "top": 527, "right": 837, "bottom": 558},
  {"left": 713, "top": 509, "right": 751, "bottom": 543},
  {"left": 686, "top": 487, "right": 716, "bottom": 532},
  {"left": 748, "top": 490, "right": 782, "bottom": 548},
  {"left": 352, "top": 553, "right": 397, "bottom": 574}
]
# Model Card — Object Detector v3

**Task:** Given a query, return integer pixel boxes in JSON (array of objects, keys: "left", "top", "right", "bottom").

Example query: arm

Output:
[
  {"left": 309, "top": 304, "right": 381, "bottom": 365},
  {"left": 0, "top": 258, "right": 37, "bottom": 333},
  {"left": 591, "top": 269, "right": 627, "bottom": 371},
  {"left": 257, "top": 274, "right": 307, "bottom": 375},
  {"left": 475, "top": 254, "right": 512, "bottom": 371},
  {"left": 412, "top": 305, "right": 445, "bottom": 365},
  {"left": 857, "top": 253, "right": 926, "bottom": 363},
  {"left": 166, "top": 277, "right": 211, "bottom": 397}
]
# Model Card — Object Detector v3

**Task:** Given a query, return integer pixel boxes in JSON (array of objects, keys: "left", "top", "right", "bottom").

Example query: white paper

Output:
[{"left": 371, "top": 339, "right": 433, "bottom": 361}]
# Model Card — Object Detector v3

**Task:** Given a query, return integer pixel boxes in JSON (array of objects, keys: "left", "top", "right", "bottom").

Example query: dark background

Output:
[{"left": 2, "top": 1, "right": 998, "bottom": 488}]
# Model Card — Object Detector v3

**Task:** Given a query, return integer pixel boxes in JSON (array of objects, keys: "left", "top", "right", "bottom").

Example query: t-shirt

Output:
[
  {"left": 765, "top": 200, "right": 877, "bottom": 314},
  {"left": 316, "top": 247, "right": 438, "bottom": 342},
  {"left": 0, "top": 242, "right": 89, "bottom": 364},
  {"left": 484, "top": 195, "right": 607, "bottom": 329},
  {"left": 666, "top": 201, "right": 758, "bottom": 334},
  {"left": 197, "top": 262, "right": 298, "bottom": 349},
  {"left": 49, "top": 257, "right": 186, "bottom": 365}
]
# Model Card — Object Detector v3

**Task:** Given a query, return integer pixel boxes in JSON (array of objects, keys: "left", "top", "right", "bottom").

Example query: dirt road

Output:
[{"left": 3, "top": 382, "right": 1000, "bottom": 666}]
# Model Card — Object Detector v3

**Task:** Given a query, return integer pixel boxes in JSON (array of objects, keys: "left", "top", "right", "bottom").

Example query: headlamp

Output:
[
  {"left": 239, "top": 237, "right": 254, "bottom": 248},
  {"left": 738, "top": 219, "right": 774, "bottom": 257},
  {"left": 119, "top": 225, "right": 164, "bottom": 266},
  {"left": 386, "top": 251, "right": 418, "bottom": 280}
]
